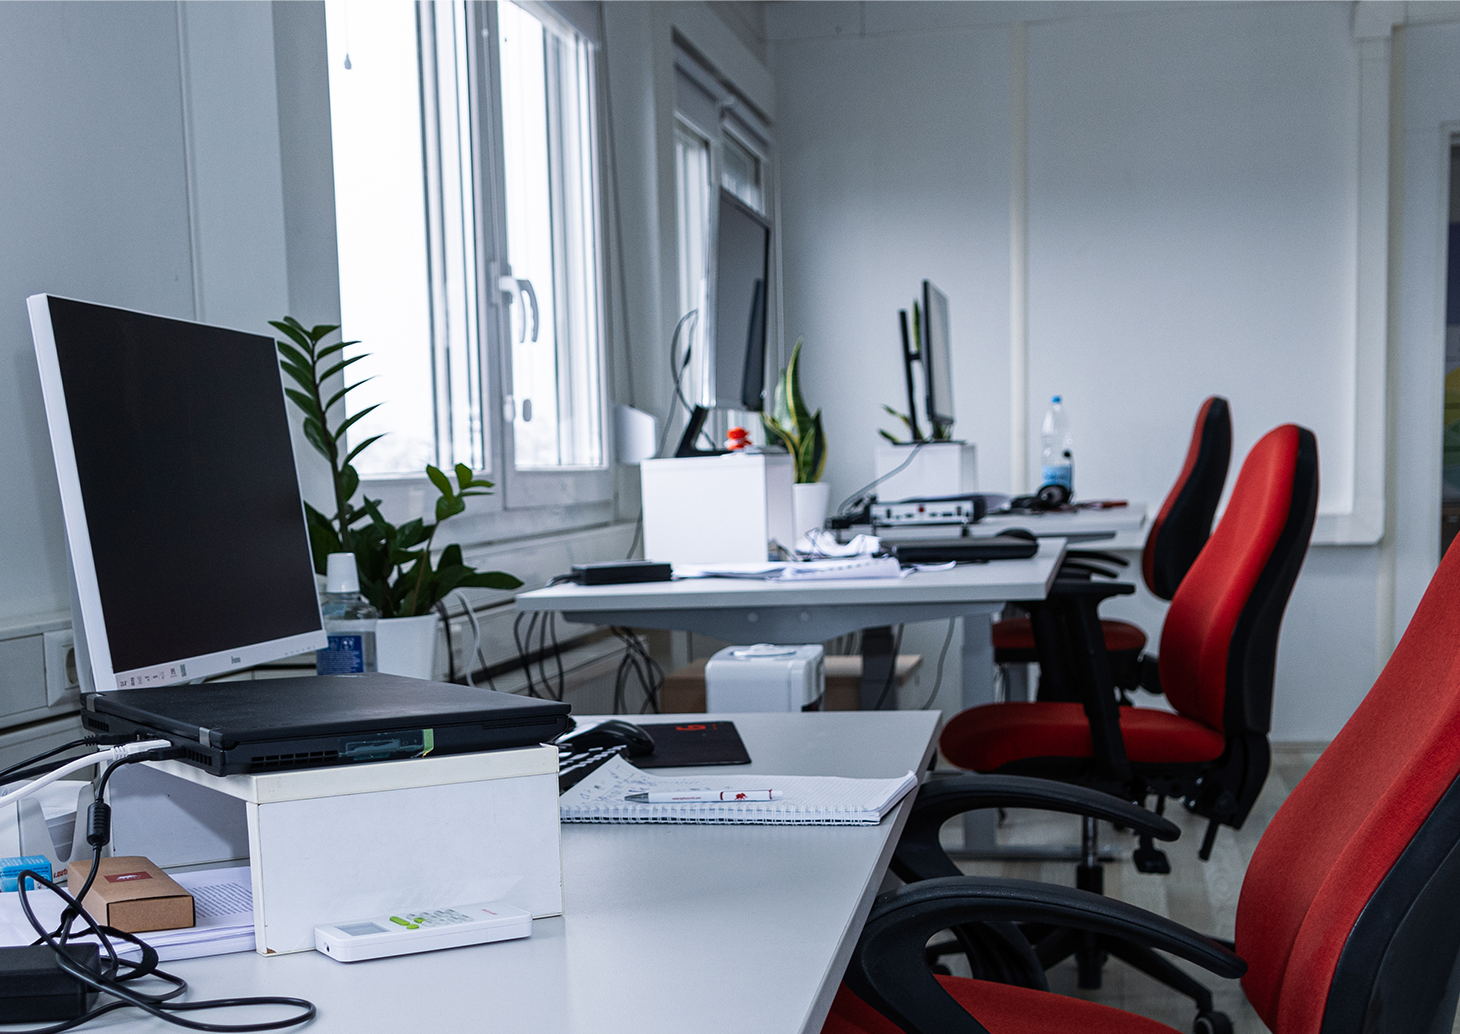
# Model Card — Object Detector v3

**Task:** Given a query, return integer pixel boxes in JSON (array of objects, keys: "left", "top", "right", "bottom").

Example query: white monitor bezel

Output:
[{"left": 28, "top": 293, "right": 328, "bottom": 692}]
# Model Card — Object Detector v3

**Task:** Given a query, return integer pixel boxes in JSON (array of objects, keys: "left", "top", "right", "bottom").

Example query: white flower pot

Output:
[
  {"left": 791, "top": 481, "right": 832, "bottom": 542},
  {"left": 375, "top": 613, "right": 439, "bottom": 680}
]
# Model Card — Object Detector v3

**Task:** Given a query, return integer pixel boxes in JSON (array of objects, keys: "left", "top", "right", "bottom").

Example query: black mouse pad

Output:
[{"left": 629, "top": 721, "right": 751, "bottom": 768}]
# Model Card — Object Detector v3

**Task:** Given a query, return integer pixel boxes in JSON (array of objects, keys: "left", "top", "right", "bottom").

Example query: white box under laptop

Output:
[
  {"left": 640, "top": 453, "right": 794, "bottom": 565},
  {"left": 105, "top": 746, "right": 562, "bottom": 955}
]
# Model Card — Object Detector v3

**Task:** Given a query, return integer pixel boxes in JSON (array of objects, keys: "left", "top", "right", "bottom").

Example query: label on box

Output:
[{"left": 105, "top": 871, "right": 153, "bottom": 883}]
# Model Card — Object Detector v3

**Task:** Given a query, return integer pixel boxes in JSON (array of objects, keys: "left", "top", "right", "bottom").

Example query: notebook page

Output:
[{"left": 560, "top": 756, "right": 918, "bottom": 825}]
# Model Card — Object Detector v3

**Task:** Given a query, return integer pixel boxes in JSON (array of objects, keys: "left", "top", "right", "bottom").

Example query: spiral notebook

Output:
[{"left": 559, "top": 756, "right": 918, "bottom": 825}]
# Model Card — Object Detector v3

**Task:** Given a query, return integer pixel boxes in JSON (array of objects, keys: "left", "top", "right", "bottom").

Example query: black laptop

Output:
[{"left": 83, "top": 674, "right": 571, "bottom": 775}]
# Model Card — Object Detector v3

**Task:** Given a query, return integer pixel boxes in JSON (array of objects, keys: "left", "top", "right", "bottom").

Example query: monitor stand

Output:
[{"left": 674, "top": 406, "right": 725, "bottom": 458}]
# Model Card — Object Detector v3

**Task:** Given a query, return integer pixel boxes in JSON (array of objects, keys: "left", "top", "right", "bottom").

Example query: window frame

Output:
[
  {"left": 671, "top": 43, "right": 777, "bottom": 444},
  {"left": 348, "top": 0, "right": 614, "bottom": 535}
]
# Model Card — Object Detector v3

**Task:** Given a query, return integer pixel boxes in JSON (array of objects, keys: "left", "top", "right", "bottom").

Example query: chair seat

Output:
[
  {"left": 823, "top": 978, "right": 1181, "bottom": 1034},
  {"left": 940, "top": 701, "right": 1227, "bottom": 772},
  {"left": 991, "top": 616, "right": 1147, "bottom": 654}
]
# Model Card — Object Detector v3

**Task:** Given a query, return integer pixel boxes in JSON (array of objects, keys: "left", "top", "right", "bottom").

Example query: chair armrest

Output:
[
  {"left": 1048, "top": 578, "right": 1136, "bottom": 599},
  {"left": 1057, "top": 558, "right": 1122, "bottom": 580},
  {"left": 846, "top": 877, "right": 1247, "bottom": 1034},
  {"left": 894, "top": 774, "right": 1179, "bottom": 882},
  {"left": 1066, "top": 548, "right": 1129, "bottom": 567}
]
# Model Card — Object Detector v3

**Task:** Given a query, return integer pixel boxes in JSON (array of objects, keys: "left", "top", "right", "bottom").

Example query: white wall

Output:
[
  {"left": 769, "top": 1, "right": 1407, "bottom": 740},
  {"left": 0, "top": 2, "right": 198, "bottom": 624}
]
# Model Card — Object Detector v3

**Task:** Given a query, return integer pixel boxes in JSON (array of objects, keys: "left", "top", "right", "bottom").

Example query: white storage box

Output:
[
  {"left": 641, "top": 454, "right": 795, "bottom": 565},
  {"left": 873, "top": 442, "right": 977, "bottom": 503},
  {"left": 105, "top": 745, "right": 561, "bottom": 955},
  {"left": 705, "top": 644, "right": 826, "bottom": 713}
]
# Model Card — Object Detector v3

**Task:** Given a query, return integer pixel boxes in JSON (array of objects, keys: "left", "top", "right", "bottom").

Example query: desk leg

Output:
[
  {"left": 960, "top": 611, "right": 997, "bottom": 852},
  {"left": 859, "top": 626, "right": 897, "bottom": 710}
]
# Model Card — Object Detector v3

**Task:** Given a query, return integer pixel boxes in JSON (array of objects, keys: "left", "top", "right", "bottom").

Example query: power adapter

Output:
[
  {"left": 0, "top": 944, "right": 101, "bottom": 1022},
  {"left": 569, "top": 560, "right": 672, "bottom": 585}
]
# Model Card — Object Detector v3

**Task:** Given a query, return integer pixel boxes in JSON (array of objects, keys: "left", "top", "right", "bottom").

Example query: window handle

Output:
[
  {"left": 516, "top": 278, "right": 539, "bottom": 343},
  {"left": 496, "top": 275, "right": 540, "bottom": 344}
]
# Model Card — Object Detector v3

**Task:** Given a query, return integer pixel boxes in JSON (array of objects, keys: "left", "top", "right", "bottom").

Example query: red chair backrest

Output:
[
  {"left": 1142, "top": 396, "right": 1232, "bottom": 600},
  {"left": 1158, "top": 425, "right": 1318, "bottom": 735},
  {"left": 1236, "top": 539, "right": 1460, "bottom": 1034}
]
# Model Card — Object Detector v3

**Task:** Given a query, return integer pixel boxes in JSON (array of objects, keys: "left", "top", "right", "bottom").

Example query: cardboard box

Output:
[{"left": 67, "top": 856, "right": 193, "bottom": 933}]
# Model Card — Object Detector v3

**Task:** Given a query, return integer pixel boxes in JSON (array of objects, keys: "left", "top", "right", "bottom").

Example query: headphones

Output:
[{"left": 1009, "top": 482, "right": 1072, "bottom": 512}]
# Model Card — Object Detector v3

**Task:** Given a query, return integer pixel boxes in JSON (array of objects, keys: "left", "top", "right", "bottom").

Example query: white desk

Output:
[
  {"left": 517, "top": 538, "right": 1066, "bottom": 714},
  {"left": 977, "top": 502, "right": 1148, "bottom": 549},
  {"left": 95, "top": 711, "right": 939, "bottom": 1034}
]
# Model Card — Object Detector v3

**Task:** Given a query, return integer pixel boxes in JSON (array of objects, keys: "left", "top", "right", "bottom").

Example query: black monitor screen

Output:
[
  {"left": 45, "top": 298, "right": 322, "bottom": 675},
  {"left": 713, "top": 190, "right": 771, "bottom": 412},
  {"left": 922, "top": 280, "right": 955, "bottom": 428}
]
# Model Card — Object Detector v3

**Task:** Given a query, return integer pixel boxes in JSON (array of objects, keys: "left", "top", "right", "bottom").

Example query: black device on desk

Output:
[{"left": 891, "top": 532, "right": 1039, "bottom": 565}]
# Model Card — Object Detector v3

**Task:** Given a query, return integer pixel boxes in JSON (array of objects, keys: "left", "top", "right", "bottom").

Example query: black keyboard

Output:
[{"left": 558, "top": 743, "right": 629, "bottom": 793}]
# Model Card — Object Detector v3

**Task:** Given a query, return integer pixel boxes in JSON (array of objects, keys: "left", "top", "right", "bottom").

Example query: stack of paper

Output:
[
  {"left": 0, "top": 865, "right": 255, "bottom": 961},
  {"left": 559, "top": 756, "right": 917, "bottom": 825}
]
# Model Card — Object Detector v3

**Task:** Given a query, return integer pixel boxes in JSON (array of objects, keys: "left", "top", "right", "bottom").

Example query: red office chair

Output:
[
  {"left": 993, "top": 396, "right": 1231, "bottom": 698},
  {"left": 932, "top": 424, "right": 1317, "bottom": 1010},
  {"left": 827, "top": 520, "right": 1460, "bottom": 1034}
]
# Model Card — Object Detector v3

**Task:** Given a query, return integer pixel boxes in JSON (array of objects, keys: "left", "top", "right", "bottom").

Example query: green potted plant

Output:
[
  {"left": 761, "top": 338, "right": 829, "bottom": 541},
  {"left": 272, "top": 317, "right": 522, "bottom": 676}
]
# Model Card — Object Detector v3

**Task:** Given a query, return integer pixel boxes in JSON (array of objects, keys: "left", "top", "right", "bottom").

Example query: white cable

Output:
[
  {"left": 452, "top": 590, "right": 484, "bottom": 689},
  {"left": 0, "top": 739, "right": 171, "bottom": 810}
]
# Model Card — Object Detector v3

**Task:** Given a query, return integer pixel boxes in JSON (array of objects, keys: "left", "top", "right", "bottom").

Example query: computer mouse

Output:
[
  {"left": 1002, "top": 527, "right": 1038, "bottom": 542},
  {"left": 562, "top": 719, "right": 656, "bottom": 757}
]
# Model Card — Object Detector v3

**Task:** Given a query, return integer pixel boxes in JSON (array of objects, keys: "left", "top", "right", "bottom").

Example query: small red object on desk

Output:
[{"left": 726, "top": 426, "right": 750, "bottom": 450}]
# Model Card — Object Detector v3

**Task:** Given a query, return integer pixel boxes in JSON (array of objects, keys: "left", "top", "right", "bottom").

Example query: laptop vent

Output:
[
  {"left": 248, "top": 749, "right": 340, "bottom": 771},
  {"left": 182, "top": 748, "right": 214, "bottom": 768}
]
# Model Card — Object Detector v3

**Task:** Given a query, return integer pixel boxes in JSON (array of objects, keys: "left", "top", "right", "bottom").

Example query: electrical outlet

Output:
[{"left": 42, "top": 630, "right": 78, "bottom": 709}]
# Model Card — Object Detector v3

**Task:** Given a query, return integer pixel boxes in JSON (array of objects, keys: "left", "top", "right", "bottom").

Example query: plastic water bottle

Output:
[
  {"left": 1040, "top": 396, "right": 1074, "bottom": 493},
  {"left": 316, "top": 553, "right": 378, "bottom": 676}
]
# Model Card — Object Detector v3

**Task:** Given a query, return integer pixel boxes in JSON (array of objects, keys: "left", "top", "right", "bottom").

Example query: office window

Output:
[
  {"left": 671, "top": 50, "right": 774, "bottom": 439},
  {"left": 721, "top": 133, "right": 762, "bottom": 213},
  {"left": 324, "top": 0, "right": 606, "bottom": 487},
  {"left": 500, "top": 2, "right": 605, "bottom": 470},
  {"left": 674, "top": 122, "right": 712, "bottom": 405}
]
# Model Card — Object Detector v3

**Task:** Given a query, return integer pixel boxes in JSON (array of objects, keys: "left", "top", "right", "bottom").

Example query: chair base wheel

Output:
[
  {"left": 1194, "top": 1010, "right": 1233, "bottom": 1034},
  {"left": 1133, "top": 844, "right": 1172, "bottom": 874}
]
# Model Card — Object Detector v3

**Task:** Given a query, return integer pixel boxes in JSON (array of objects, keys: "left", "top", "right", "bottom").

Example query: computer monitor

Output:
[
  {"left": 28, "top": 295, "right": 326, "bottom": 692},
  {"left": 676, "top": 190, "right": 770, "bottom": 456},
  {"left": 921, "top": 280, "right": 954, "bottom": 434}
]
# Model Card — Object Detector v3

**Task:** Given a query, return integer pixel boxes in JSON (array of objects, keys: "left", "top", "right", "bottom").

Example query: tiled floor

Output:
[{"left": 943, "top": 744, "right": 1330, "bottom": 1033}]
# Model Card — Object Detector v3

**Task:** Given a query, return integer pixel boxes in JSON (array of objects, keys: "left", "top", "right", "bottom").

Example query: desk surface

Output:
[
  {"left": 98, "top": 711, "right": 939, "bottom": 1034},
  {"left": 517, "top": 537, "right": 1065, "bottom": 613},
  {"left": 979, "top": 502, "right": 1147, "bottom": 549}
]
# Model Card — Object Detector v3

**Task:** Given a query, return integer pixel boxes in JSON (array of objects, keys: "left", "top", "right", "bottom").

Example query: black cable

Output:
[
  {"left": 549, "top": 615, "right": 566, "bottom": 701},
  {"left": 12, "top": 751, "right": 315, "bottom": 1032},
  {"left": 434, "top": 600, "right": 457, "bottom": 683},
  {"left": 512, "top": 612, "right": 540, "bottom": 698},
  {"left": 919, "top": 618, "right": 958, "bottom": 710},
  {"left": 870, "top": 624, "right": 906, "bottom": 711},
  {"left": 0, "top": 739, "right": 98, "bottom": 786},
  {"left": 535, "top": 613, "right": 556, "bottom": 702}
]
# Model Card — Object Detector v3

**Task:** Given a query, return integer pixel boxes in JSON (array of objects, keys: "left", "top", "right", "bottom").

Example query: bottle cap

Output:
[
  {"left": 1052, "top": 395, "right": 1062, "bottom": 403},
  {"left": 325, "top": 553, "right": 360, "bottom": 594}
]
